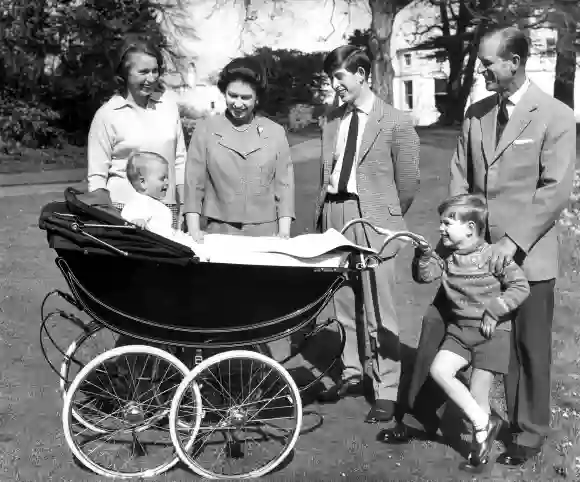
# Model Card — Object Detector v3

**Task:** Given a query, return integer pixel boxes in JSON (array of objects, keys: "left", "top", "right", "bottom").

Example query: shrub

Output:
[{"left": 0, "top": 97, "right": 67, "bottom": 152}]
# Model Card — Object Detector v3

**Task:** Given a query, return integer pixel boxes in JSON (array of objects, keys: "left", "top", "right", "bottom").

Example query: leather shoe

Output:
[
  {"left": 496, "top": 444, "right": 540, "bottom": 466},
  {"left": 380, "top": 422, "right": 438, "bottom": 444},
  {"left": 365, "top": 399, "right": 396, "bottom": 424},
  {"left": 317, "top": 378, "right": 362, "bottom": 403},
  {"left": 464, "top": 414, "right": 503, "bottom": 468}
]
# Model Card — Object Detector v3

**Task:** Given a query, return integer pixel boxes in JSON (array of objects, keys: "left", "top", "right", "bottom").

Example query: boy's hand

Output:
[
  {"left": 481, "top": 312, "right": 497, "bottom": 339},
  {"left": 132, "top": 219, "right": 148, "bottom": 229}
]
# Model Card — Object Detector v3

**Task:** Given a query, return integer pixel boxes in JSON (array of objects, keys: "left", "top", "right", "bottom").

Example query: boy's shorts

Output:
[{"left": 440, "top": 323, "right": 510, "bottom": 374}]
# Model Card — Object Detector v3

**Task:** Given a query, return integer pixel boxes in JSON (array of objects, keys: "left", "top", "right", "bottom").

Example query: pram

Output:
[{"left": 38, "top": 188, "right": 428, "bottom": 480}]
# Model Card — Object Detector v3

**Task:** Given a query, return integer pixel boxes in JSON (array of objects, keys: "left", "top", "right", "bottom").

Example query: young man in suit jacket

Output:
[
  {"left": 314, "top": 45, "right": 420, "bottom": 423},
  {"left": 387, "top": 27, "right": 576, "bottom": 465}
]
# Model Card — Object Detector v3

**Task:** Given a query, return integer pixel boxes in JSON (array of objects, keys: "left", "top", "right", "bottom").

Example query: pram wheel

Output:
[
  {"left": 170, "top": 350, "right": 302, "bottom": 479},
  {"left": 59, "top": 322, "right": 117, "bottom": 433},
  {"left": 62, "top": 344, "right": 202, "bottom": 479}
]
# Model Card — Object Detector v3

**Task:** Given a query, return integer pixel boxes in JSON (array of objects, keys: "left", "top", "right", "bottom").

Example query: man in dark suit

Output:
[
  {"left": 385, "top": 26, "right": 576, "bottom": 465},
  {"left": 314, "top": 45, "right": 420, "bottom": 423}
]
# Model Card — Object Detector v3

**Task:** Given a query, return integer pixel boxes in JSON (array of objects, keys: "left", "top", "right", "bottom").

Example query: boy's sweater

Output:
[{"left": 412, "top": 241, "right": 530, "bottom": 330}]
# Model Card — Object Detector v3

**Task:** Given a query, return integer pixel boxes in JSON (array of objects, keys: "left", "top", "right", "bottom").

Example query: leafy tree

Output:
[
  {"left": 248, "top": 47, "right": 325, "bottom": 116},
  {"left": 0, "top": 0, "right": 192, "bottom": 146},
  {"left": 550, "top": 0, "right": 579, "bottom": 109},
  {"left": 407, "top": 0, "right": 552, "bottom": 124}
]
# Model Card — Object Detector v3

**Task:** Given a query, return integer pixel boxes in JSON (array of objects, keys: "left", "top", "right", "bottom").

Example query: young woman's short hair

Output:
[
  {"left": 114, "top": 35, "right": 165, "bottom": 93},
  {"left": 126, "top": 151, "right": 168, "bottom": 190},
  {"left": 216, "top": 56, "right": 268, "bottom": 105},
  {"left": 438, "top": 194, "right": 488, "bottom": 235},
  {"left": 323, "top": 45, "right": 371, "bottom": 79}
]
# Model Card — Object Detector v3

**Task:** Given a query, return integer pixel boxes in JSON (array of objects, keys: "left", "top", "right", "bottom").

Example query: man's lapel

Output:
[
  {"left": 322, "top": 106, "right": 344, "bottom": 171},
  {"left": 358, "top": 98, "right": 384, "bottom": 165},
  {"left": 491, "top": 84, "right": 540, "bottom": 165},
  {"left": 479, "top": 99, "right": 496, "bottom": 166}
]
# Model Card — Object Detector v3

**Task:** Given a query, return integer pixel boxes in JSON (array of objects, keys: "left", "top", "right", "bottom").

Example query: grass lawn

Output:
[
  {"left": 1, "top": 128, "right": 580, "bottom": 480},
  {"left": 0, "top": 123, "right": 321, "bottom": 175}
]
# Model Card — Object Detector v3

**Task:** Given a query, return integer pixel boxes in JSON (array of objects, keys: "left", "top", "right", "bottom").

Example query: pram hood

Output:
[{"left": 39, "top": 188, "right": 196, "bottom": 265}]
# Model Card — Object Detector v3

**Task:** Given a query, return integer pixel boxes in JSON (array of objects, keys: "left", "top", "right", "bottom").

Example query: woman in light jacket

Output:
[
  {"left": 184, "top": 57, "right": 295, "bottom": 240},
  {"left": 87, "top": 35, "right": 186, "bottom": 228}
]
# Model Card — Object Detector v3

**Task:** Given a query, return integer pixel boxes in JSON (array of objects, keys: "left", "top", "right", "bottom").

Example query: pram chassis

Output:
[{"left": 38, "top": 192, "right": 429, "bottom": 479}]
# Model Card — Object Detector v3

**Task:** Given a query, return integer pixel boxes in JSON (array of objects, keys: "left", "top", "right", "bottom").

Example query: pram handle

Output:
[{"left": 339, "top": 218, "right": 431, "bottom": 259}]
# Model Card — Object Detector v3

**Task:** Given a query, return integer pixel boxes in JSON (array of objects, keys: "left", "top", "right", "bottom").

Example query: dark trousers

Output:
[
  {"left": 401, "top": 288, "right": 447, "bottom": 430},
  {"left": 505, "top": 279, "right": 555, "bottom": 448}
]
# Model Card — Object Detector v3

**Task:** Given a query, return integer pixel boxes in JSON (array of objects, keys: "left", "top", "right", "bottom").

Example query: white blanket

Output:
[{"left": 189, "top": 229, "right": 377, "bottom": 268}]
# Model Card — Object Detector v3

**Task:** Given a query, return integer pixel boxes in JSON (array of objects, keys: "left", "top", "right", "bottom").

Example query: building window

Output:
[
  {"left": 404, "top": 80, "right": 413, "bottom": 110},
  {"left": 404, "top": 53, "right": 412, "bottom": 66},
  {"left": 434, "top": 78, "right": 448, "bottom": 114}
]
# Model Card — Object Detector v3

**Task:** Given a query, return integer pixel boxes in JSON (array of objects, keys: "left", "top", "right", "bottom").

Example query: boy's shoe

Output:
[{"left": 461, "top": 414, "right": 503, "bottom": 472}]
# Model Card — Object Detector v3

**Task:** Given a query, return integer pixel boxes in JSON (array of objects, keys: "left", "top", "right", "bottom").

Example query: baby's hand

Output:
[
  {"left": 480, "top": 312, "right": 497, "bottom": 339},
  {"left": 132, "top": 219, "right": 148, "bottom": 229}
]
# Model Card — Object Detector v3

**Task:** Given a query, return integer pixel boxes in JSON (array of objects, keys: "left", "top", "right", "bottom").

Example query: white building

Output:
[{"left": 390, "top": 3, "right": 580, "bottom": 125}]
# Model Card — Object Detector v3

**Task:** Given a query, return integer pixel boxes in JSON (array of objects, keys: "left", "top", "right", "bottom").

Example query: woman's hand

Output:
[
  {"left": 277, "top": 216, "right": 291, "bottom": 240},
  {"left": 189, "top": 229, "right": 205, "bottom": 243},
  {"left": 277, "top": 229, "right": 290, "bottom": 240},
  {"left": 186, "top": 213, "right": 203, "bottom": 242}
]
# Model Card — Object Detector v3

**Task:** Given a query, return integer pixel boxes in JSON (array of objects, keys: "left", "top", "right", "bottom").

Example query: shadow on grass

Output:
[{"left": 288, "top": 319, "right": 479, "bottom": 461}]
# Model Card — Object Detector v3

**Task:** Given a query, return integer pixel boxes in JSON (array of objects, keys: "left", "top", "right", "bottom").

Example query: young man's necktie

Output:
[
  {"left": 496, "top": 97, "right": 509, "bottom": 146},
  {"left": 337, "top": 108, "right": 359, "bottom": 194}
]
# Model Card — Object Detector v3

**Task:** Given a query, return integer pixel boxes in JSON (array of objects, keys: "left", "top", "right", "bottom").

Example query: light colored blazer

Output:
[
  {"left": 450, "top": 82, "right": 576, "bottom": 281},
  {"left": 184, "top": 114, "right": 295, "bottom": 224},
  {"left": 315, "top": 96, "right": 420, "bottom": 254}
]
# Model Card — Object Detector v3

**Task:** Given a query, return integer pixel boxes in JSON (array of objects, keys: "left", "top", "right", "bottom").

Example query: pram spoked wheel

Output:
[
  {"left": 59, "top": 322, "right": 117, "bottom": 433},
  {"left": 170, "top": 350, "right": 302, "bottom": 479},
  {"left": 62, "top": 345, "right": 202, "bottom": 479}
]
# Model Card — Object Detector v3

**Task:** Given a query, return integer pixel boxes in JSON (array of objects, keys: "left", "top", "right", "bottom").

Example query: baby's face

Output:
[{"left": 143, "top": 160, "right": 169, "bottom": 200}]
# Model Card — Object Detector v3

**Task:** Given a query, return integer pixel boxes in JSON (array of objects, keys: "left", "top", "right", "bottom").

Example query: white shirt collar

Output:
[
  {"left": 348, "top": 92, "right": 375, "bottom": 115},
  {"left": 507, "top": 77, "right": 530, "bottom": 106}
]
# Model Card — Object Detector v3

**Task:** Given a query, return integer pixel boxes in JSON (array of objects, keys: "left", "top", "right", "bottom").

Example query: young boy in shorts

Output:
[
  {"left": 413, "top": 194, "right": 530, "bottom": 471},
  {"left": 122, "top": 151, "right": 193, "bottom": 246}
]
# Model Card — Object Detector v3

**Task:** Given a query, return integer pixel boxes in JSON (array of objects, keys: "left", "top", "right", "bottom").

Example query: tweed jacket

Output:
[
  {"left": 184, "top": 114, "right": 295, "bottom": 224},
  {"left": 450, "top": 82, "right": 576, "bottom": 281},
  {"left": 315, "top": 96, "right": 420, "bottom": 254}
]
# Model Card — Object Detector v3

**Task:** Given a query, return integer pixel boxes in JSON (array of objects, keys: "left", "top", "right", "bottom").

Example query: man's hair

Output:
[
  {"left": 485, "top": 26, "right": 530, "bottom": 65},
  {"left": 126, "top": 151, "right": 168, "bottom": 191},
  {"left": 323, "top": 45, "right": 371, "bottom": 79},
  {"left": 438, "top": 194, "right": 488, "bottom": 235}
]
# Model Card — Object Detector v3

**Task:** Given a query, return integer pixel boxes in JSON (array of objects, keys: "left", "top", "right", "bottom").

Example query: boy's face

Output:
[
  {"left": 140, "top": 159, "right": 168, "bottom": 200},
  {"left": 330, "top": 66, "right": 365, "bottom": 104},
  {"left": 439, "top": 209, "right": 476, "bottom": 249}
]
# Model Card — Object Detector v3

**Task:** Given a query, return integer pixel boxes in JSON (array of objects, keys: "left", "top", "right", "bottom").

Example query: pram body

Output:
[{"left": 38, "top": 188, "right": 424, "bottom": 480}]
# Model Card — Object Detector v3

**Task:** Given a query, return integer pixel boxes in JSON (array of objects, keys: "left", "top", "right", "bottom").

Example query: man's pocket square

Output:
[{"left": 513, "top": 138, "right": 534, "bottom": 145}]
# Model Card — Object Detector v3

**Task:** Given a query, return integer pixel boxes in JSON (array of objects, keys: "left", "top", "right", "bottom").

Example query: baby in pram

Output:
[
  {"left": 121, "top": 150, "right": 193, "bottom": 245},
  {"left": 120, "top": 150, "right": 377, "bottom": 268}
]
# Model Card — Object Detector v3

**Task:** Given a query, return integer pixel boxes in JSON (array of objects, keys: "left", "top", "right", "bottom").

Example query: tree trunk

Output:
[
  {"left": 553, "top": 19, "right": 576, "bottom": 110},
  {"left": 367, "top": 0, "right": 398, "bottom": 105},
  {"left": 454, "top": 25, "right": 485, "bottom": 122}
]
